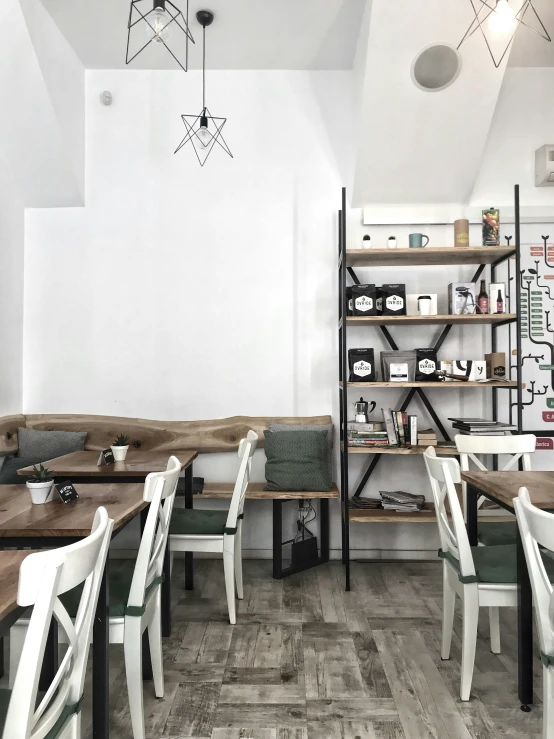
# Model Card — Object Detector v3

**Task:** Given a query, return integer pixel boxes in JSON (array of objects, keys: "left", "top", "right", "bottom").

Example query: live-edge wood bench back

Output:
[{"left": 2, "top": 414, "right": 332, "bottom": 455}]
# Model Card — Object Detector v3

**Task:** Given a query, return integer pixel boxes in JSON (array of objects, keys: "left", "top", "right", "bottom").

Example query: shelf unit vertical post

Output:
[{"left": 339, "top": 187, "right": 350, "bottom": 590}]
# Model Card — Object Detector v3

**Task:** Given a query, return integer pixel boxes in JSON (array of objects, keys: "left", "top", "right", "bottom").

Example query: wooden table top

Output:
[
  {"left": 17, "top": 450, "right": 197, "bottom": 478},
  {"left": 197, "top": 482, "right": 340, "bottom": 500},
  {"left": 0, "top": 550, "right": 38, "bottom": 621},
  {"left": 0, "top": 483, "right": 146, "bottom": 538},
  {"left": 461, "top": 471, "right": 554, "bottom": 510}
]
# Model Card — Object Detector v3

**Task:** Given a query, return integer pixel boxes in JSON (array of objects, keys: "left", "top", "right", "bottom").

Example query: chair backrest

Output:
[
  {"left": 423, "top": 447, "right": 476, "bottom": 582},
  {"left": 127, "top": 456, "right": 181, "bottom": 614},
  {"left": 225, "top": 431, "right": 258, "bottom": 533},
  {"left": 4, "top": 507, "right": 113, "bottom": 739},
  {"left": 514, "top": 487, "right": 554, "bottom": 660}
]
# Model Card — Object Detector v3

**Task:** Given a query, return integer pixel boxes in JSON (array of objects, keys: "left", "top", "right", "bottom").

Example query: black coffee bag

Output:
[
  {"left": 415, "top": 348, "right": 439, "bottom": 381},
  {"left": 348, "top": 348, "right": 376, "bottom": 382},
  {"left": 346, "top": 286, "right": 353, "bottom": 316},
  {"left": 381, "top": 284, "right": 406, "bottom": 315},
  {"left": 352, "top": 284, "right": 377, "bottom": 316}
]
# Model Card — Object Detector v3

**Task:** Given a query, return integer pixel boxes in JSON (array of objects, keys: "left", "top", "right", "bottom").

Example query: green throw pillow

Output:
[{"left": 264, "top": 430, "right": 331, "bottom": 492}]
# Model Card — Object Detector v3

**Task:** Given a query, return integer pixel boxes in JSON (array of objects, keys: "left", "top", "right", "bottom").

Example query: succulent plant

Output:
[
  {"left": 112, "top": 433, "right": 130, "bottom": 447},
  {"left": 28, "top": 464, "right": 53, "bottom": 483}
]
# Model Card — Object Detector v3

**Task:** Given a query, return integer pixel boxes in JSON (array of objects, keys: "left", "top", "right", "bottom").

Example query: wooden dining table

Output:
[
  {"left": 0, "top": 550, "right": 37, "bottom": 636},
  {"left": 18, "top": 449, "right": 199, "bottom": 617},
  {"left": 0, "top": 483, "right": 147, "bottom": 739},
  {"left": 462, "top": 470, "right": 554, "bottom": 712}
]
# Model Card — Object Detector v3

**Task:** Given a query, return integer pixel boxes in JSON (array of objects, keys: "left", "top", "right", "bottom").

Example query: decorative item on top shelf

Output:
[
  {"left": 26, "top": 464, "right": 55, "bottom": 505},
  {"left": 174, "top": 10, "right": 232, "bottom": 166},
  {"left": 348, "top": 348, "right": 376, "bottom": 382},
  {"left": 387, "top": 236, "right": 397, "bottom": 249},
  {"left": 381, "top": 284, "right": 406, "bottom": 315},
  {"left": 407, "top": 293, "right": 438, "bottom": 316},
  {"left": 483, "top": 207, "right": 500, "bottom": 246},
  {"left": 409, "top": 233, "right": 429, "bottom": 248},
  {"left": 126, "top": 0, "right": 194, "bottom": 72},
  {"left": 354, "top": 397, "right": 376, "bottom": 423},
  {"left": 362, "top": 235, "right": 371, "bottom": 249},
  {"left": 381, "top": 351, "right": 417, "bottom": 382},
  {"left": 352, "top": 284, "right": 378, "bottom": 315},
  {"left": 454, "top": 218, "right": 469, "bottom": 247},
  {"left": 485, "top": 352, "right": 506, "bottom": 379},
  {"left": 448, "top": 282, "right": 476, "bottom": 314},
  {"left": 111, "top": 433, "right": 130, "bottom": 462},
  {"left": 489, "top": 282, "right": 506, "bottom": 314},
  {"left": 452, "top": 360, "right": 487, "bottom": 382}
]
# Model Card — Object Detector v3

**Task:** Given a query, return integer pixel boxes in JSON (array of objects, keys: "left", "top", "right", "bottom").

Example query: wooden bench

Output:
[{"left": 196, "top": 483, "right": 340, "bottom": 578}]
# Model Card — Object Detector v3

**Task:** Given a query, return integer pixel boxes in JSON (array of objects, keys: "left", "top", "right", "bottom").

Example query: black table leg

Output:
[
  {"left": 0, "top": 637, "right": 4, "bottom": 679},
  {"left": 517, "top": 525, "right": 533, "bottom": 711},
  {"left": 39, "top": 618, "right": 58, "bottom": 691},
  {"left": 272, "top": 500, "right": 283, "bottom": 579},
  {"left": 466, "top": 484, "right": 479, "bottom": 546},
  {"left": 320, "top": 499, "right": 330, "bottom": 564},
  {"left": 139, "top": 508, "right": 154, "bottom": 681},
  {"left": 184, "top": 463, "right": 194, "bottom": 591},
  {"left": 93, "top": 560, "right": 109, "bottom": 739}
]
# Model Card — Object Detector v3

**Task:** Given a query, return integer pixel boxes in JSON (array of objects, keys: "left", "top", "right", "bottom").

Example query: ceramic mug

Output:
[{"left": 409, "top": 233, "right": 429, "bottom": 248}]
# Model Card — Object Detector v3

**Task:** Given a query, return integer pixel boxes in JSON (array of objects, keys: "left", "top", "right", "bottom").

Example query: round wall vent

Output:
[{"left": 411, "top": 44, "right": 461, "bottom": 92}]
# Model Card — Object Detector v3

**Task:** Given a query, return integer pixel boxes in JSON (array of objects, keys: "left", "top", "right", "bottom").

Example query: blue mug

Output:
[{"left": 409, "top": 233, "right": 429, "bottom": 248}]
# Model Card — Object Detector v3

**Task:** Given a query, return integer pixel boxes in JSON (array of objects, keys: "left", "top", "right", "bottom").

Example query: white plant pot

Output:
[
  {"left": 111, "top": 445, "right": 129, "bottom": 462},
  {"left": 26, "top": 480, "right": 55, "bottom": 505}
]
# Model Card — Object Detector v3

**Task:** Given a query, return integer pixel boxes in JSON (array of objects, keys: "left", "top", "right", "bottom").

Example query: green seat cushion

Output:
[
  {"left": 0, "top": 457, "right": 46, "bottom": 484},
  {"left": 61, "top": 563, "right": 137, "bottom": 619},
  {"left": 440, "top": 544, "right": 554, "bottom": 584},
  {"left": 478, "top": 521, "right": 518, "bottom": 547},
  {"left": 170, "top": 509, "right": 231, "bottom": 535},
  {"left": 263, "top": 430, "right": 332, "bottom": 493},
  {"left": 0, "top": 688, "right": 80, "bottom": 739}
]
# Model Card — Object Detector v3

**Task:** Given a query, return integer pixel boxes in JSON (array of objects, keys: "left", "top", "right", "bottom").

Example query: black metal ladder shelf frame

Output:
[{"left": 338, "top": 186, "right": 523, "bottom": 592}]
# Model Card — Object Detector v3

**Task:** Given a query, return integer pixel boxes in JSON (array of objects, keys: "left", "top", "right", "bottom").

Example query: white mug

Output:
[
  {"left": 418, "top": 296, "right": 432, "bottom": 316},
  {"left": 388, "top": 237, "right": 397, "bottom": 249}
]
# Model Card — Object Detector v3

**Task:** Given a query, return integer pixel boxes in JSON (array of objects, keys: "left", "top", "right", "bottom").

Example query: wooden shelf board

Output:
[
  {"left": 345, "top": 246, "right": 515, "bottom": 268},
  {"left": 349, "top": 504, "right": 517, "bottom": 524},
  {"left": 346, "top": 314, "right": 516, "bottom": 326},
  {"left": 347, "top": 444, "right": 457, "bottom": 456},
  {"left": 340, "top": 381, "right": 517, "bottom": 389},
  {"left": 194, "top": 482, "right": 340, "bottom": 500}
]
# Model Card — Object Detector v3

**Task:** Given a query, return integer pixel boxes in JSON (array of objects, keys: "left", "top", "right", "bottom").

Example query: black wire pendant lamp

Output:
[
  {"left": 126, "top": 0, "right": 194, "bottom": 72},
  {"left": 174, "top": 10, "right": 233, "bottom": 167},
  {"left": 457, "top": 0, "right": 551, "bottom": 68}
]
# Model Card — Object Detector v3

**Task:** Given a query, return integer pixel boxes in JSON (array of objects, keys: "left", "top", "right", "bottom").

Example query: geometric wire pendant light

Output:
[
  {"left": 126, "top": 0, "right": 195, "bottom": 72},
  {"left": 457, "top": 0, "right": 551, "bottom": 68},
  {"left": 174, "top": 10, "right": 233, "bottom": 166}
]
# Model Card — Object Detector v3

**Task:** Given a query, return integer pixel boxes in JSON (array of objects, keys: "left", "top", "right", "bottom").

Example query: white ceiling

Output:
[
  {"left": 39, "top": 0, "right": 365, "bottom": 70},
  {"left": 509, "top": 0, "right": 554, "bottom": 66}
]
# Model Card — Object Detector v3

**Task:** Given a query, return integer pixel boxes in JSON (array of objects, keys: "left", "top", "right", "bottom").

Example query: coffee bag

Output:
[
  {"left": 381, "top": 284, "right": 406, "bottom": 315},
  {"left": 348, "top": 348, "right": 376, "bottom": 382},
  {"left": 415, "top": 348, "right": 439, "bottom": 381},
  {"left": 352, "top": 284, "right": 377, "bottom": 316}
]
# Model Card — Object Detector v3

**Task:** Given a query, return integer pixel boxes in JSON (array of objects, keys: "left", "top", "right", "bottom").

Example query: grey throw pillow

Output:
[
  {"left": 17, "top": 428, "right": 87, "bottom": 462},
  {"left": 264, "top": 430, "right": 332, "bottom": 493},
  {"left": 269, "top": 422, "right": 333, "bottom": 474}
]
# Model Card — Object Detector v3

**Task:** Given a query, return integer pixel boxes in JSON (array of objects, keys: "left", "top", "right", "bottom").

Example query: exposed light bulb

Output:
[
  {"left": 488, "top": 0, "right": 517, "bottom": 35},
  {"left": 146, "top": 4, "right": 171, "bottom": 44},
  {"left": 197, "top": 115, "right": 211, "bottom": 149}
]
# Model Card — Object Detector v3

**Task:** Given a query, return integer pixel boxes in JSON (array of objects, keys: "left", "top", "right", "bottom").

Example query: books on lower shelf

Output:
[
  {"left": 382, "top": 409, "right": 419, "bottom": 447},
  {"left": 448, "top": 417, "right": 516, "bottom": 436},
  {"left": 418, "top": 427, "right": 437, "bottom": 447}
]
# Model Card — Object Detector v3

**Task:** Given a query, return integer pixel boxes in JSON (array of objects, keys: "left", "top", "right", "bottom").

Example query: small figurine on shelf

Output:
[
  {"left": 505, "top": 235, "right": 513, "bottom": 246},
  {"left": 362, "top": 235, "right": 371, "bottom": 249},
  {"left": 387, "top": 236, "right": 397, "bottom": 249}
]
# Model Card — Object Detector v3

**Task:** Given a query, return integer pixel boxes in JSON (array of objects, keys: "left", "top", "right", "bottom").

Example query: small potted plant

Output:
[
  {"left": 26, "top": 464, "right": 55, "bottom": 504},
  {"left": 111, "top": 433, "right": 130, "bottom": 462}
]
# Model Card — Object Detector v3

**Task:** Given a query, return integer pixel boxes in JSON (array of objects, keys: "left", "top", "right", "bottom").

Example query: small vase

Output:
[
  {"left": 111, "top": 445, "right": 129, "bottom": 462},
  {"left": 388, "top": 237, "right": 397, "bottom": 249},
  {"left": 26, "top": 480, "right": 55, "bottom": 505}
]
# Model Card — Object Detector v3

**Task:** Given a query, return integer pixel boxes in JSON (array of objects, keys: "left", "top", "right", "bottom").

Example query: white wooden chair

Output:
[
  {"left": 514, "top": 487, "right": 554, "bottom": 739},
  {"left": 169, "top": 430, "right": 258, "bottom": 625},
  {"left": 2, "top": 506, "right": 113, "bottom": 739},
  {"left": 424, "top": 447, "right": 517, "bottom": 701},
  {"left": 455, "top": 434, "right": 536, "bottom": 546},
  {"left": 10, "top": 456, "right": 181, "bottom": 739}
]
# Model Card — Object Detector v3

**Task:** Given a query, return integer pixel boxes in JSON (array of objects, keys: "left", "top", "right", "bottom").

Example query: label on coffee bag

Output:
[
  {"left": 355, "top": 296, "right": 373, "bottom": 312},
  {"left": 418, "top": 358, "right": 436, "bottom": 375},
  {"left": 353, "top": 360, "right": 372, "bottom": 377},
  {"left": 386, "top": 295, "right": 404, "bottom": 312}
]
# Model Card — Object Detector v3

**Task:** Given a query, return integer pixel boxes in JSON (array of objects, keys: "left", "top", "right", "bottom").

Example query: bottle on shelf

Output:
[
  {"left": 496, "top": 289, "right": 504, "bottom": 314},
  {"left": 477, "top": 280, "right": 489, "bottom": 314}
]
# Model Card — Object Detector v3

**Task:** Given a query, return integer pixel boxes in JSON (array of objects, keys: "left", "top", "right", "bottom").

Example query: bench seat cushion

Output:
[
  {"left": 478, "top": 521, "right": 518, "bottom": 546},
  {"left": 170, "top": 509, "right": 231, "bottom": 536}
]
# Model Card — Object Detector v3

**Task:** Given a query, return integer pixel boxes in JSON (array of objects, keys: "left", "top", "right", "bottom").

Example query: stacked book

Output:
[
  {"left": 448, "top": 417, "right": 517, "bottom": 436},
  {"left": 347, "top": 421, "right": 388, "bottom": 448},
  {"left": 382, "top": 409, "right": 418, "bottom": 447},
  {"left": 380, "top": 490, "right": 426, "bottom": 512},
  {"left": 418, "top": 428, "right": 437, "bottom": 447}
]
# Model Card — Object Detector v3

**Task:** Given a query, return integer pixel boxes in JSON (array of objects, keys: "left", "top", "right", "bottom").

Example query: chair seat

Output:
[
  {"left": 0, "top": 687, "right": 78, "bottom": 739},
  {"left": 61, "top": 563, "right": 138, "bottom": 618},
  {"left": 478, "top": 521, "right": 518, "bottom": 546},
  {"left": 170, "top": 509, "right": 233, "bottom": 536},
  {"left": 440, "top": 544, "right": 554, "bottom": 584}
]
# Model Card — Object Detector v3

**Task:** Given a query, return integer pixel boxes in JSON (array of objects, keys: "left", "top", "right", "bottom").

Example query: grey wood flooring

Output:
[{"left": 83, "top": 560, "right": 543, "bottom": 739}]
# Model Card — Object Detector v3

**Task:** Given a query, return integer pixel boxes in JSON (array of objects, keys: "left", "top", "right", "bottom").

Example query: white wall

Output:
[{"left": 0, "top": 161, "right": 24, "bottom": 415}]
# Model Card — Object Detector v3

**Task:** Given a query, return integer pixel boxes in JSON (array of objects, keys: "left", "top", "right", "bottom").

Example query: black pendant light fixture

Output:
[
  {"left": 174, "top": 10, "right": 233, "bottom": 166},
  {"left": 126, "top": 0, "right": 194, "bottom": 72},
  {"left": 457, "top": 0, "right": 551, "bottom": 68}
]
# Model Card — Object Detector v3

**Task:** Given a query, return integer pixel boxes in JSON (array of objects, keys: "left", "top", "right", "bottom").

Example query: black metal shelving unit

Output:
[{"left": 338, "top": 185, "right": 523, "bottom": 591}]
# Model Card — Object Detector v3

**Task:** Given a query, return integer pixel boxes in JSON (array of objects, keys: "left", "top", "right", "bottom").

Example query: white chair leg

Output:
[
  {"left": 9, "top": 622, "right": 27, "bottom": 689},
  {"left": 441, "top": 567, "right": 455, "bottom": 660},
  {"left": 147, "top": 599, "right": 164, "bottom": 698},
  {"left": 544, "top": 665, "right": 554, "bottom": 739},
  {"left": 488, "top": 606, "right": 501, "bottom": 654},
  {"left": 124, "top": 618, "right": 146, "bottom": 739},
  {"left": 234, "top": 528, "right": 244, "bottom": 600},
  {"left": 460, "top": 585, "right": 479, "bottom": 701},
  {"left": 223, "top": 542, "right": 236, "bottom": 625}
]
